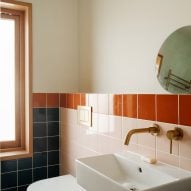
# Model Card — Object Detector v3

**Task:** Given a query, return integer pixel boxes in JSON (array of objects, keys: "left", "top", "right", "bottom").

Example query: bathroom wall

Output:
[
  {"left": 78, "top": 0, "right": 191, "bottom": 93},
  {"left": 24, "top": 0, "right": 79, "bottom": 92},
  {"left": 0, "top": 94, "right": 60, "bottom": 191},
  {"left": 59, "top": 93, "right": 191, "bottom": 175}
]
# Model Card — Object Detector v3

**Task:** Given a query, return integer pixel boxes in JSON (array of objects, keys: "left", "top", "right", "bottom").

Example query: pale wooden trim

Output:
[{"left": 0, "top": 0, "right": 32, "bottom": 160}]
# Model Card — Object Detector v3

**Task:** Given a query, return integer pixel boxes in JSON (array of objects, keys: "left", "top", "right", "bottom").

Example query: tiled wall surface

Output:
[
  {"left": 1, "top": 92, "right": 191, "bottom": 191},
  {"left": 0, "top": 93, "right": 60, "bottom": 191},
  {"left": 58, "top": 93, "right": 191, "bottom": 175}
]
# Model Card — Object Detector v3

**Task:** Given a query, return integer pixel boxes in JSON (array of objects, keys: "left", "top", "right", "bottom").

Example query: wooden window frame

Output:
[{"left": 0, "top": 0, "right": 32, "bottom": 160}]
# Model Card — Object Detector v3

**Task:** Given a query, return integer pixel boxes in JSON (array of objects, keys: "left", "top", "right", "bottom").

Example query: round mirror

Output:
[{"left": 156, "top": 26, "right": 191, "bottom": 94}]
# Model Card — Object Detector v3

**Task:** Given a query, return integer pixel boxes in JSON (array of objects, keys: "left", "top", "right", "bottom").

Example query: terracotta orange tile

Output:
[
  {"left": 179, "top": 95, "right": 191, "bottom": 126},
  {"left": 74, "top": 93, "right": 81, "bottom": 109},
  {"left": 60, "top": 93, "right": 67, "bottom": 108},
  {"left": 138, "top": 94, "right": 156, "bottom": 121},
  {"left": 67, "top": 93, "right": 74, "bottom": 109},
  {"left": 33, "top": 93, "right": 46, "bottom": 107},
  {"left": 157, "top": 95, "right": 178, "bottom": 124},
  {"left": 47, "top": 93, "right": 59, "bottom": 107},
  {"left": 123, "top": 94, "right": 137, "bottom": 118},
  {"left": 112, "top": 94, "right": 123, "bottom": 116},
  {"left": 80, "top": 93, "right": 86, "bottom": 106}
]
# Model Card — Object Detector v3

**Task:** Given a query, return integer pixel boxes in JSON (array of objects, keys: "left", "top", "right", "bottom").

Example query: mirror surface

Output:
[{"left": 156, "top": 26, "right": 191, "bottom": 94}]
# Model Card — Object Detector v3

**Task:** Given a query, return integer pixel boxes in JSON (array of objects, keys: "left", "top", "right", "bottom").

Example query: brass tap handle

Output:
[
  {"left": 170, "top": 139, "right": 172, "bottom": 154},
  {"left": 166, "top": 127, "right": 183, "bottom": 154}
]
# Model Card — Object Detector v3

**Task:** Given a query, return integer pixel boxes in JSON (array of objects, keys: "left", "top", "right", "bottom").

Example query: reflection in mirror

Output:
[{"left": 156, "top": 26, "right": 191, "bottom": 94}]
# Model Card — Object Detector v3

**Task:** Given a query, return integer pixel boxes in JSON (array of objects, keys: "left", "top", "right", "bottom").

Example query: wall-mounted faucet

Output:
[
  {"left": 166, "top": 127, "right": 183, "bottom": 154},
  {"left": 124, "top": 124, "right": 160, "bottom": 145}
]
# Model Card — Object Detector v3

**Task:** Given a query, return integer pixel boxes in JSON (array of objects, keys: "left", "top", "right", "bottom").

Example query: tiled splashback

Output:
[
  {"left": 58, "top": 93, "right": 191, "bottom": 175},
  {"left": 2, "top": 92, "right": 191, "bottom": 191}
]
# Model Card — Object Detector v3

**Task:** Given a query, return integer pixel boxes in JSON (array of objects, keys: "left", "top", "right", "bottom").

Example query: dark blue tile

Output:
[
  {"left": 33, "top": 108, "right": 46, "bottom": 122},
  {"left": 2, "top": 188, "right": 17, "bottom": 191},
  {"left": 48, "top": 136, "right": 59, "bottom": 151},
  {"left": 33, "top": 167, "right": 47, "bottom": 181},
  {"left": 33, "top": 122, "right": 47, "bottom": 137},
  {"left": 18, "top": 185, "right": 29, "bottom": 191},
  {"left": 48, "top": 165, "right": 60, "bottom": 178},
  {"left": 33, "top": 137, "right": 47, "bottom": 152},
  {"left": 1, "top": 172, "right": 17, "bottom": 189},
  {"left": 48, "top": 122, "right": 59, "bottom": 136},
  {"left": 48, "top": 151, "right": 59, "bottom": 165},
  {"left": 33, "top": 152, "right": 47, "bottom": 168},
  {"left": 18, "top": 169, "right": 32, "bottom": 186},
  {"left": 47, "top": 108, "right": 59, "bottom": 121},
  {"left": 18, "top": 158, "right": 32, "bottom": 170},
  {"left": 1, "top": 160, "right": 17, "bottom": 173}
]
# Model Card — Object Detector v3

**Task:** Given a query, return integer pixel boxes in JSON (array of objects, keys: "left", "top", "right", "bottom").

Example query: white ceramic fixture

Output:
[{"left": 76, "top": 152, "right": 191, "bottom": 191}]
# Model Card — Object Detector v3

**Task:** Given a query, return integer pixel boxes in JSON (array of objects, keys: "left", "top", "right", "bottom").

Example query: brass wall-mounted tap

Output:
[
  {"left": 124, "top": 124, "right": 160, "bottom": 145},
  {"left": 166, "top": 127, "right": 183, "bottom": 154}
]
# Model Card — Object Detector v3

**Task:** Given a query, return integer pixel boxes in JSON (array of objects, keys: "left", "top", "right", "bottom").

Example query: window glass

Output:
[{"left": 0, "top": 18, "right": 16, "bottom": 142}]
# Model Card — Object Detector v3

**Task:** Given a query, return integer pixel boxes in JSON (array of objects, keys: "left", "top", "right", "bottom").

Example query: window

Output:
[{"left": 0, "top": 0, "right": 32, "bottom": 160}]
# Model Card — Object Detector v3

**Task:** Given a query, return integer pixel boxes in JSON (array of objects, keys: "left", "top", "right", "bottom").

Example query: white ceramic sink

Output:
[{"left": 76, "top": 152, "right": 191, "bottom": 191}]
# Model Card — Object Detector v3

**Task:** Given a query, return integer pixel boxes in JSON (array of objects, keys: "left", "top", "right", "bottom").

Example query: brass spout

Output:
[{"left": 124, "top": 124, "right": 160, "bottom": 145}]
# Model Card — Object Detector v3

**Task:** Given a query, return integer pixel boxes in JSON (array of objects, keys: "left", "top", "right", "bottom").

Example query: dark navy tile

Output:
[
  {"left": 48, "top": 151, "right": 59, "bottom": 165},
  {"left": 33, "top": 122, "right": 47, "bottom": 137},
  {"left": 33, "top": 137, "right": 47, "bottom": 152},
  {"left": 48, "top": 122, "right": 59, "bottom": 136},
  {"left": 1, "top": 160, "right": 17, "bottom": 173},
  {"left": 18, "top": 185, "right": 29, "bottom": 191},
  {"left": 47, "top": 108, "right": 59, "bottom": 121},
  {"left": 48, "top": 165, "right": 60, "bottom": 178},
  {"left": 48, "top": 136, "right": 59, "bottom": 151},
  {"left": 18, "top": 169, "right": 32, "bottom": 186},
  {"left": 33, "top": 108, "right": 46, "bottom": 122},
  {"left": 33, "top": 152, "right": 47, "bottom": 168},
  {"left": 33, "top": 167, "right": 47, "bottom": 181},
  {"left": 18, "top": 158, "right": 32, "bottom": 170},
  {"left": 2, "top": 188, "right": 17, "bottom": 191},
  {"left": 1, "top": 172, "right": 17, "bottom": 189}
]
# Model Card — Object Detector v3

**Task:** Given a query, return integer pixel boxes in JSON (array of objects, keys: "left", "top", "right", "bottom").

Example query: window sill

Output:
[{"left": 0, "top": 150, "right": 33, "bottom": 161}]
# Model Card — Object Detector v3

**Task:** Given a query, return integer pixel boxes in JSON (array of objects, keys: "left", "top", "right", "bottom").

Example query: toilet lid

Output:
[{"left": 27, "top": 175, "right": 85, "bottom": 191}]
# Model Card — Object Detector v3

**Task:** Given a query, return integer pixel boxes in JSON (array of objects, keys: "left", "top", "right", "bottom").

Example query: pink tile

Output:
[
  {"left": 156, "top": 122, "right": 179, "bottom": 155},
  {"left": 98, "top": 94, "right": 109, "bottom": 114},
  {"left": 138, "top": 145, "right": 156, "bottom": 159},
  {"left": 157, "top": 151, "right": 179, "bottom": 167},
  {"left": 122, "top": 143, "right": 139, "bottom": 153},
  {"left": 97, "top": 114, "right": 109, "bottom": 135},
  {"left": 61, "top": 108, "right": 77, "bottom": 126},
  {"left": 179, "top": 125, "right": 191, "bottom": 159},
  {"left": 61, "top": 124, "right": 78, "bottom": 142},
  {"left": 77, "top": 126, "right": 99, "bottom": 152},
  {"left": 88, "top": 94, "right": 98, "bottom": 113},
  {"left": 92, "top": 113, "right": 98, "bottom": 132},
  {"left": 180, "top": 157, "right": 191, "bottom": 171},
  {"left": 98, "top": 134, "right": 122, "bottom": 154},
  {"left": 76, "top": 144, "right": 99, "bottom": 158},
  {"left": 61, "top": 153, "right": 76, "bottom": 176},
  {"left": 137, "top": 119, "right": 156, "bottom": 149},
  {"left": 122, "top": 117, "right": 138, "bottom": 144},
  {"left": 108, "top": 115, "right": 122, "bottom": 139}
]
